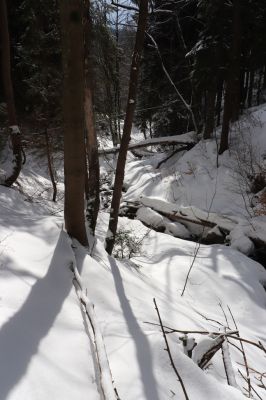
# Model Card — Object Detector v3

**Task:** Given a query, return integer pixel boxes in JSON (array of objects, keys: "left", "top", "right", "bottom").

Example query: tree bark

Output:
[
  {"left": 84, "top": 1, "right": 100, "bottom": 235},
  {"left": 105, "top": 0, "right": 149, "bottom": 255},
  {"left": 44, "top": 129, "right": 57, "bottom": 202},
  {"left": 204, "top": 87, "right": 216, "bottom": 139},
  {"left": 216, "top": 77, "right": 223, "bottom": 127},
  {"left": 60, "top": 0, "right": 88, "bottom": 246},
  {"left": 219, "top": 0, "right": 241, "bottom": 154},
  {"left": 0, "top": 0, "right": 22, "bottom": 187},
  {"left": 247, "top": 69, "right": 254, "bottom": 108}
]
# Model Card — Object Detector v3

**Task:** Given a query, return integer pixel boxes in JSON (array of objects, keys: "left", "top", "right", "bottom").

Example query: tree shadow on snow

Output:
[
  {"left": 0, "top": 231, "right": 73, "bottom": 399},
  {"left": 108, "top": 256, "right": 160, "bottom": 400}
]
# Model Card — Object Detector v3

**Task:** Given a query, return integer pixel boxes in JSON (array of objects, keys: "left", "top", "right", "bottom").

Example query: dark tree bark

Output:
[
  {"left": 263, "top": 65, "right": 266, "bottom": 89},
  {"left": 247, "top": 69, "right": 254, "bottom": 108},
  {"left": 219, "top": 0, "right": 241, "bottom": 155},
  {"left": 216, "top": 78, "right": 223, "bottom": 127},
  {"left": 60, "top": 0, "right": 88, "bottom": 246},
  {"left": 84, "top": 1, "right": 100, "bottom": 235},
  {"left": 44, "top": 129, "right": 57, "bottom": 202},
  {"left": 0, "top": 0, "right": 22, "bottom": 187},
  {"left": 105, "top": 0, "right": 149, "bottom": 255},
  {"left": 204, "top": 87, "right": 216, "bottom": 139},
  {"left": 257, "top": 68, "right": 263, "bottom": 105}
]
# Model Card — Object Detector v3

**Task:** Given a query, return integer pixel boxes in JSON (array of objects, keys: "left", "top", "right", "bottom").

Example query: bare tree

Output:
[
  {"left": 219, "top": 0, "right": 241, "bottom": 154},
  {"left": 105, "top": 0, "right": 149, "bottom": 255},
  {"left": 84, "top": 0, "right": 100, "bottom": 235},
  {"left": 60, "top": 0, "right": 88, "bottom": 246},
  {"left": 44, "top": 128, "right": 57, "bottom": 202},
  {"left": 0, "top": 0, "right": 22, "bottom": 187}
]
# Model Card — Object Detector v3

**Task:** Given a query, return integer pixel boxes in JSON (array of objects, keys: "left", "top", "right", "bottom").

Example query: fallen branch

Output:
[
  {"left": 144, "top": 320, "right": 265, "bottom": 353},
  {"left": 156, "top": 144, "right": 194, "bottom": 169},
  {"left": 99, "top": 132, "right": 196, "bottom": 154},
  {"left": 222, "top": 333, "right": 238, "bottom": 388},
  {"left": 195, "top": 335, "right": 224, "bottom": 369},
  {"left": 143, "top": 321, "right": 238, "bottom": 336},
  {"left": 70, "top": 244, "right": 118, "bottom": 400},
  {"left": 228, "top": 306, "right": 251, "bottom": 397},
  {"left": 238, "top": 369, "right": 263, "bottom": 400},
  {"left": 153, "top": 298, "right": 189, "bottom": 400}
]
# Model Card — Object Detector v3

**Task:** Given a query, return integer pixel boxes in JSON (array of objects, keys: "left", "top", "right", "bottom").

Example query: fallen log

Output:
[
  {"left": 120, "top": 198, "right": 266, "bottom": 252},
  {"left": 99, "top": 132, "right": 196, "bottom": 155}
]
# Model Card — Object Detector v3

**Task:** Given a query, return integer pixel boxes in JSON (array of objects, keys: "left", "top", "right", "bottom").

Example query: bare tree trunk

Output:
[
  {"left": 219, "top": 0, "right": 241, "bottom": 155},
  {"left": 115, "top": 5, "right": 121, "bottom": 141},
  {"left": 247, "top": 69, "right": 254, "bottom": 108},
  {"left": 216, "top": 77, "right": 223, "bottom": 127},
  {"left": 60, "top": 0, "right": 88, "bottom": 246},
  {"left": 204, "top": 87, "right": 216, "bottom": 139},
  {"left": 257, "top": 68, "right": 263, "bottom": 105},
  {"left": 0, "top": 0, "right": 22, "bottom": 187},
  {"left": 44, "top": 129, "right": 57, "bottom": 202},
  {"left": 105, "top": 0, "right": 149, "bottom": 255},
  {"left": 84, "top": 1, "right": 100, "bottom": 235},
  {"left": 263, "top": 64, "right": 266, "bottom": 89}
]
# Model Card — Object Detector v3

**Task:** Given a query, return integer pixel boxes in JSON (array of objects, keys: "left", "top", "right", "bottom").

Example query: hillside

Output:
[{"left": 0, "top": 105, "right": 265, "bottom": 400}]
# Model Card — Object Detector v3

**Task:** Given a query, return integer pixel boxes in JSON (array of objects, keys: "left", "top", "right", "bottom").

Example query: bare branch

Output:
[
  {"left": 228, "top": 306, "right": 251, "bottom": 397},
  {"left": 111, "top": 1, "right": 138, "bottom": 12},
  {"left": 153, "top": 298, "right": 190, "bottom": 400}
]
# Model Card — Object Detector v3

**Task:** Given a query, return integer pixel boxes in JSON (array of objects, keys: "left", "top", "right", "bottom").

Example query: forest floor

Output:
[{"left": 0, "top": 105, "right": 266, "bottom": 399}]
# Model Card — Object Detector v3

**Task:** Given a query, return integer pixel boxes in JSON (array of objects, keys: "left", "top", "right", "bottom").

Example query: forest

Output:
[{"left": 0, "top": 1, "right": 266, "bottom": 399}]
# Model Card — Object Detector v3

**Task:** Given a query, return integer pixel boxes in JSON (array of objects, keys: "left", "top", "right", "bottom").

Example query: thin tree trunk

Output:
[
  {"left": 84, "top": 0, "right": 100, "bottom": 235},
  {"left": 0, "top": 0, "right": 22, "bottom": 187},
  {"left": 241, "top": 70, "right": 249, "bottom": 111},
  {"left": 219, "top": 0, "right": 241, "bottom": 154},
  {"left": 60, "top": 0, "right": 88, "bottom": 246},
  {"left": 257, "top": 68, "right": 263, "bottom": 105},
  {"left": 115, "top": 5, "right": 121, "bottom": 141},
  {"left": 204, "top": 87, "right": 216, "bottom": 139},
  {"left": 263, "top": 64, "right": 266, "bottom": 89},
  {"left": 247, "top": 69, "right": 254, "bottom": 108},
  {"left": 44, "top": 129, "right": 57, "bottom": 202},
  {"left": 105, "top": 0, "right": 149, "bottom": 255},
  {"left": 216, "top": 77, "right": 223, "bottom": 127}
]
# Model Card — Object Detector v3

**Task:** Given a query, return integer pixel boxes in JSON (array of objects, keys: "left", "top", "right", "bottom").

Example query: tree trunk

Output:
[
  {"left": 115, "top": 5, "right": 121, "bottom": 141},
  {"left": 44, "top": 129, "right": 57, "bottom": 202},
  {"left": 240, "top": 70, "right": 249, "bottom": 111},
  {"left": 105, "top": 0, "right": 149, "bottom": 255},
  {"left": 263, "top": 64, "right": 266, "bottom": 89},
  {"left": 216, "top": 78, "right": 223, "bottom": 127},
  {"left": 219, "top": 0, "right": 241, "bottom": 155},
  {"left": 84, "top": 1, "right": 100, "bottom": 235},
  {"left": 0, "top": 0, "right": 22, "bottom": 187},
  {"left": 60, "top": 0, "right": 88, "bottom": 246},
  {"left": 204, "top": 87, "right": 216, "bottom": 139},
  {"left": 257, "top": 68, "right": 263, "bottom": 105},
  {"left": 247, "top": 69, "right": 254, "bottom": 108}
]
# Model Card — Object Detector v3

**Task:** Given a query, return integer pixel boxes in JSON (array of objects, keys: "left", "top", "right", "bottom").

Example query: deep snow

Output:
[{"left": 0, "top": 105, "right": 266, "bottom": 399}]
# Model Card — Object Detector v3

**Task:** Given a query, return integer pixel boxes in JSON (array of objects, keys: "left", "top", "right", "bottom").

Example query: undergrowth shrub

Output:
[{"left": 113, "top": 228, "right": 149, "bottom": 259}]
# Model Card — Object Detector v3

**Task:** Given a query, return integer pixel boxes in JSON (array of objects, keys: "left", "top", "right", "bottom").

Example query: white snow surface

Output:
[
  {"left": 0, "top": 105, "right": 266, "bottom": 399},
  {"left": 0, "top": 183, "right": 265, "bottom": 399},
  {"left": 121, "top": 105, "right": 266, "bottom": 250}
]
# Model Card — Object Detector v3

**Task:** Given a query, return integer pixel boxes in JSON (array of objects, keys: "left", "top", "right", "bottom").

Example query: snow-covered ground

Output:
[{"left": 0, "top": 105, "right": 266, "bottom": 399}]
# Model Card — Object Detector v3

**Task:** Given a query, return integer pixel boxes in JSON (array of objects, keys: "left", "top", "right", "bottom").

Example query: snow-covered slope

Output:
[
  {"left": 0, "top": 105, "right": 266, "bottom": 399},
  {"left": 124, "top": 105, "right": 266, "bottom": 218},
  {"left": 0, "top": 183, "right": 265, "bottom": 399}
]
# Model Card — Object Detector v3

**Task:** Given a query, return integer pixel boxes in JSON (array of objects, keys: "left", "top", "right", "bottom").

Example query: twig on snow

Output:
[
  {"left": 181, "top": 172, "right": 218, "bottom": 296},
  {"left": 143, "top": 320, "right": 238, "bottom": 336},
  {"left": 228, "top": 306, "right": 251, "bottom": 397},
  {"left": 153, "top": 298, "right": 189, "bottom": 400},
  {"left": 238, "top": 369, "right": 263, "bottom": 400},
  {"left": 221, "top": 330, "right": 238, "bottom": 388}
]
